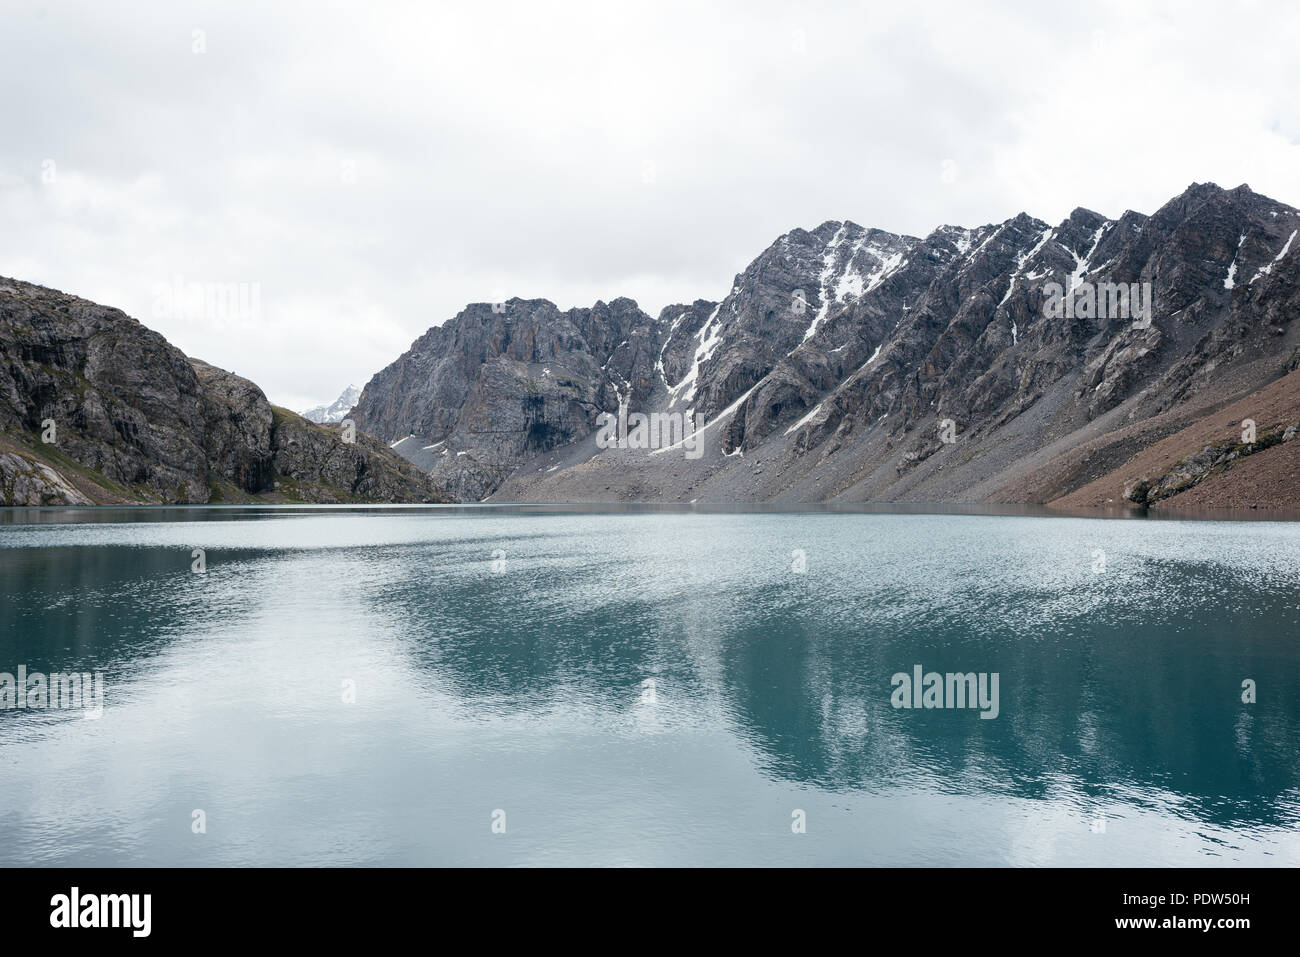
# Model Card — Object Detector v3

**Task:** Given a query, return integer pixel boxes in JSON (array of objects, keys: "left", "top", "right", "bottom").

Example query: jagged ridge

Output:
[{"left": 347, "top": 182, "right": 1300, "bottom": 508}]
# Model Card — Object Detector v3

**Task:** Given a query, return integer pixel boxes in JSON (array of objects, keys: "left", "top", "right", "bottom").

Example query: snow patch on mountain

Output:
[{"left": 302, "top": 384, "right": 361, "bottom": 423}]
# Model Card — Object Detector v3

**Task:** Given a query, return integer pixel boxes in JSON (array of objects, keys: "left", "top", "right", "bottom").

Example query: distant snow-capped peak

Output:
[{"left": 301, "top": 384, "right": 360, "bottom": 423}]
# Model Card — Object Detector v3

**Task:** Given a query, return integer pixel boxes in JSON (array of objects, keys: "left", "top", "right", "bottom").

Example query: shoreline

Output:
[{"left": 4, "top": 500, "right": 1299, "bottom": 523}]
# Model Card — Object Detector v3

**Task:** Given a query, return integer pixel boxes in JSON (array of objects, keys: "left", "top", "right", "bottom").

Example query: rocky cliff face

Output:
[
  {"left": 720, "top": 183, "right": 1295, "bottom": 464},
  {"left": 664, "top": 220, "right": 920, "bottom": 432},
  {"left": 0, "top": 278, "right": 214, "bottom": 501},
  {"left": 0, "top": 280, "right": 450, "bottom": 505},
  {"left": 359, "top": 182, "right": 1299, "bottom": 510},
  {"left": 267, "top": 404, "right": 450, "bottom": 504},
  {"left": 350, "top": 297, "right": 661, "bottom": 501}
]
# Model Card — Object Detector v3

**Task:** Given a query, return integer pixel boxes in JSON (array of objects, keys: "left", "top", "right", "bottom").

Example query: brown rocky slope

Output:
[{"left": 1028, "top": 365, "right": 1300, "bottom": 512}]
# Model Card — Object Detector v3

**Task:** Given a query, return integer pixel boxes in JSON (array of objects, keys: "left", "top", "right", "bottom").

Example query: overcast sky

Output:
[{"left": 3, "top": 0, "right": 1299, "bottom": 410}]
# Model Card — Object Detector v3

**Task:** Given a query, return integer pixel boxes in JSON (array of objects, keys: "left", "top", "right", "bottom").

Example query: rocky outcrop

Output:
[
  {"left": 0, "top": 450, "right": 93, "bottom": 505},
  {"left": 190, "top": 359, "right": 276, "bottom": 494},
  {"left": 351, "top": 297, "right": 660, "bottom": 501},
  {"left": 1123, "top": 421, "right": 1298, "bottom": 506},
  {"left": 0, "top": 279, "right": 451, "bottom": 505},
  {"left": 268, "top": 406, "right": 449, "bottom": 503},
  {"left": 0, "top": 278, "right": 213, "bottom": 501}
]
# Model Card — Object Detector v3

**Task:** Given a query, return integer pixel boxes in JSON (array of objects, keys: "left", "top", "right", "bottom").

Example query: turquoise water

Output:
[{"left": 1, "top": 506, "right": 1298, "bottom": 866}]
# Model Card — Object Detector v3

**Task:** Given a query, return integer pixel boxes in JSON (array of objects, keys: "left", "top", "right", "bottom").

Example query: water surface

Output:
[{"left": 1, "top": 506, "right": 1297, "bottom": 866}]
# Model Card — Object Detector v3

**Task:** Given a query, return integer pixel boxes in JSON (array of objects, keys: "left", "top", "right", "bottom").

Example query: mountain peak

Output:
[{"left": 302, "top": 384, "right": 362, "bottom": 423}]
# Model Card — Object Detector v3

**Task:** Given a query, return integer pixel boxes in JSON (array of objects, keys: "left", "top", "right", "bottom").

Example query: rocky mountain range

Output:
[
  {"left": 301, "top": 385, "right": 361, "bottom": 424},
  {"left": 5, "top": 181, "right": 1295, "bottom": 511},
  {"left": 352, "top": 182, "right": 1300, "bottom": 510},
  {"left": 0, "top": 279, "right": 450, "bottom": 506}
]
